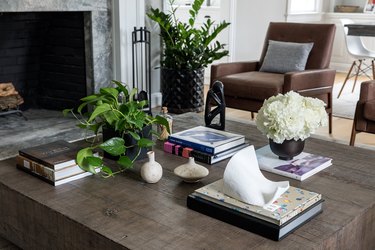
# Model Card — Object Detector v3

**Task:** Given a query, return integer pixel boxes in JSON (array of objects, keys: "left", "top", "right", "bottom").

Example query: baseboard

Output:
[
  {"left": 151, "top": 92, "right": 162, "bottom": 108},
  {"left": 330, "top": 62, "right": 352, "bottom": 73}
]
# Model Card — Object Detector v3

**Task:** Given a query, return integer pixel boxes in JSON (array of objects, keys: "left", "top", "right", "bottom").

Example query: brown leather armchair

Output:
[
  {"left": 350, "top": 80, "right": 375, "bottom": 146},
  {"left": 210, "top": 22, "right": 336, "bottom": 133}
]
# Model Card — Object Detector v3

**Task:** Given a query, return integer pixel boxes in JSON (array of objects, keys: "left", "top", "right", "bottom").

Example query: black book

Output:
[
  {"left": 18, "top": 140, "right": 79, "bottom": 170},
  {"left": 187, "top": 195, "right": 323, "bottom": 241}
]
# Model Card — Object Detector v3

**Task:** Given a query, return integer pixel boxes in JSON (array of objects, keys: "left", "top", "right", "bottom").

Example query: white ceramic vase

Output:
[
  {"left": 174, "top": 157, "right": 209, "bottom": 183},
  {"left": 140, "top": 151, "right": 163, "bottom": 183}
]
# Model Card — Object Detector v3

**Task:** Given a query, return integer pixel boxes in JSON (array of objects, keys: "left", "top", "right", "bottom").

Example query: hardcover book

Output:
[
  {"left": 163, "top": 141, "right": 250, "bottom": 165},
  {"left": 256, "top": 145, "right": 332, "bottom": 181},
  {"left": 168, "top": 126, "right": 245, "bottom": 154},
  {"left": 16, "top": 164, "right": 93, "bottom": 186},
  {"left": 187, "top": 179, "right": 323, "bottom": 240},
  {"left": 18, "top": 140, "right": 80, "bottom": 171},
  {"left": 187, "top": 194, "right": 323, "bottom": 241},
  {"left": 192, "top": 179, "right": 321, "bottom": 226},
  {"left": 16, "top": 155, "right": 85, "bottom": 181}
]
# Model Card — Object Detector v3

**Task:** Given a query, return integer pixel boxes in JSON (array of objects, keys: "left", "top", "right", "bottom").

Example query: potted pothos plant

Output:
[
  {"left": 63, "top": 80, "right": 170, "bottom": 178},
  {"left": 147, "top": 0, "right": 230, "bottom": 113}
]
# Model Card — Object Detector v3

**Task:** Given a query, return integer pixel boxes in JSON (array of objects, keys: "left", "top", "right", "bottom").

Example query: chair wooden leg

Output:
[
  {"left": 372, "top": 59, "right": 375, "bottom": 80},
  {"left": 251, "top": 112, "right": 254, "bottom": 119},
  {"left": 349, "top": 121, "right": 357, "bottom": 146},
  {"left": 352, "top": 59, "right": 363, "bottom": 93},
  {"left": 329, "top": 112, "right": 332, "bottom": 134},
  {"left": 338, "top": 60, "right": 356, "bottom": 98}
]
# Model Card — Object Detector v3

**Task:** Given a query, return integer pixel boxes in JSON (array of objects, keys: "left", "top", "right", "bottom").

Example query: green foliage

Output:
[
  {"left": 147, "top": 0, "right": 230, "bottom": 70},
  {"left": 63, "top": 80, "right": 170, "bottom": 178}
]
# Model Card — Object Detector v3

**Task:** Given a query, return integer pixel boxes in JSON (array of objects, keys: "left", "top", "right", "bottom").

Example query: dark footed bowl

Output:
[{"left": 269, "top": 139, "right": 305, "bottom": 160}]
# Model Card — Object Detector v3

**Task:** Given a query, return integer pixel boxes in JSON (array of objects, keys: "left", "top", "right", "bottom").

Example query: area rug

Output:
[
  {"left": 0, "top": 109, "right": 95, "bottom": 161},
  {"left": 332, "top": 81, "right": 361, "bottom": 119}
]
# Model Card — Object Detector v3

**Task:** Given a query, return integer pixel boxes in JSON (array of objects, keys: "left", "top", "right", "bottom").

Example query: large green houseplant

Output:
[
  {"left": 147, "top": 0, "right": 230, "bottom": 113},
  {"left": 63, "top": 80, "right": 169, "bottom": 178}
]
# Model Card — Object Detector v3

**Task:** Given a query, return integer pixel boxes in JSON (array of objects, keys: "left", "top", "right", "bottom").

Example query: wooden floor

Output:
[{"left": 205, "top": 73, "right": 375, "bottom": 149}]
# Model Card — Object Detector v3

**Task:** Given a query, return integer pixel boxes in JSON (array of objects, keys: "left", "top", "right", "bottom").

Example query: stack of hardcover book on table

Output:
[
  {"left": 187, "top": 179, "right": 323, "bottom": 241},
  {"left": 16, "top": 140, "right": 94, "bottom": 186},
  {"left": 164, "top": 126, "right": 249, "bottom": 164}
]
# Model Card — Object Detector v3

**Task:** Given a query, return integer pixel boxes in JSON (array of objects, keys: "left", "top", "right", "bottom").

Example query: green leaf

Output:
[
  {"left": 138, "top": 138, "right": 155, "bottom": 148},
  {"left": 137, "top": 100, "right": 148, "bottom": 109},
  {"left": 62, "top": 108, "right": 72, "bottom": 116},
  {"left": 84, "top": 156, "right": 102, "bottom": 173},
  {"left": 81, "top": 94, "right": 100, "bottom": 102},
  {"left": 85, "top": 156, "right": 102, "bottom": 166},
  {"left": 129, "top": 88, "right": 138, "bottom": 102},
  {"left": 129, "top": 131, "right": 141, "bottom": 141},
  {"left": 100, "top": 165, "right": 113, "bottom": 176},
  {"left": 76, "top": 148, "right": 101, "bottom": 174},
  {"left": 117, "top": 156, "right": 133, "bottom": 169},
  {"left": 88, "top": 103, "right": 112, "bottom": 122},
  {"left": 112, "top": 80, "right": 129, "bottom": 96},
  {"left": 154, "top": 115, "right": 170, "bottom": 134},
  {"left": 102, "top": 111, "right": 118, "bottom": 126},
  {"left": 100, "top": 137, "right": 126, "bottom": 156},
  {"left": 100, "top": 87, "right": 119, "bottom": 99},
  {"left": 76, "top": 148, "right": 94, "bottom": 167},
  {"left": 77, "top": 102, "right": 89, "bottom": 114}
]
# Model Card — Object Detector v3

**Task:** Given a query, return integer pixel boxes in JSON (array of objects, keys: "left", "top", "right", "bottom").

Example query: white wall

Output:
[
  {"left": 233, "top": 0, "right": 287, "bottom": 61},
  {"left": 112, "top": 0, "right": 145, "bottom": 85}
]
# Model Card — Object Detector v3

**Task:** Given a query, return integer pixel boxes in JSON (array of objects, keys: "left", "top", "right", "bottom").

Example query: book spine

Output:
[
  {"left": 164, "top": 141, "right": 213, "bottom": 164},
  {"left": 187, "top": 195, "right": 280, "bottom": 241},
  {"left": 18, "top": 151, "right": 56, "bottom": 169},
  {"left": 168, "top": 137, "right": 215, "bottom": 154},
  {"left": 16, "top": 155, "right": 56, "bottom": 181},
  {"left": 54, "top": 172, "right": 93, "bottom": 186},
  {"left": 190, "top": 151, "right": 213, "bottom": 165},
  {"left": 16, "top": 164, "right": 55, "bottom": 186},
  {"left": 280, "top": 194, "right": 322, "bottom": 224}
]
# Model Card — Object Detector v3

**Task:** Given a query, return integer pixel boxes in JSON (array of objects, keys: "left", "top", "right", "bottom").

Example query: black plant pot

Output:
[
  {"left": 161, "top": 67, "right": 205, "bottom": 114},
  {"left": 269, "top": 139, "right": 305, "bottom": 161},
  {"left": 102, "top": 125, "right": 152, "bottom": 161}
]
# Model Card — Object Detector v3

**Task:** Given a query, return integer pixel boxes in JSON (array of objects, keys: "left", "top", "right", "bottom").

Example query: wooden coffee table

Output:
[{"left": 0, "top": 116, "right": 374, "bottom": 249}]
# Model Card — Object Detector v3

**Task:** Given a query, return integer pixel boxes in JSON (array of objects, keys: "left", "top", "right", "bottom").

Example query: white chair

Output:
[{"left": 338, "top": 19, "right": 375, "bottom": 98}]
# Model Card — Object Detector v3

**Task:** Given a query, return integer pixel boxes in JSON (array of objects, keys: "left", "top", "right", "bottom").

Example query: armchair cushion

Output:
[
  {"left": 364, "top": 99, "right": 375, "bottom": 121},
  {"left": 259, "top": 40, "right": 314, "bottom": 73},
  {"left": 217, "top": 71, "right": 284, "bottom": 101}
]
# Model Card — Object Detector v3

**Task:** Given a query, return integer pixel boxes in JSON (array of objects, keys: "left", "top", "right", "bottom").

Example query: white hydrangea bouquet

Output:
[{"left": 256, "top": 91, "right": 328, "bottom": 144}]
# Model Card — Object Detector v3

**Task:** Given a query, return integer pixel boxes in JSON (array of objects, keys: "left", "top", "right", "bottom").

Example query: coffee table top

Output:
[{"left": 1, "top": 115, "right": 375, "bottom": 249}]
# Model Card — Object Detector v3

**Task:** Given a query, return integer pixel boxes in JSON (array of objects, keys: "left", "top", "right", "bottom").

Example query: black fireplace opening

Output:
[{"left": 0, "top": 11, "right": 87, "bottom": 110}]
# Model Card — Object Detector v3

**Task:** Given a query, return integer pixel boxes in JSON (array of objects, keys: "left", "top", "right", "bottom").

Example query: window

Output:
[{"left": 288, "top": 0, "right": 321, "bottom": 14}]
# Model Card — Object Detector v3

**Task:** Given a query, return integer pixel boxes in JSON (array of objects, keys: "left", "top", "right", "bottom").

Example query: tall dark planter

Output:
[
  {"left": 161, "top": 67, "right": 204, "bottom": 114},
  {"left": 102, "top": 125, "right": 151, "bottom": 161}
]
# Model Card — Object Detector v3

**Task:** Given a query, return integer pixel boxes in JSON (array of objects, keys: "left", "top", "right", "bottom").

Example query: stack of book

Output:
[
  {"left": 256, "top": 145, "right": 332, "bottom": 181},
  {"left": 187, "top": 179, "right": 323, "bottom": 241},
  {"left": 16, "top": 140, "right": 95, "bottom": 186},
  {"left": 164, "top": 126, "right": 248, "bottom": 164}
]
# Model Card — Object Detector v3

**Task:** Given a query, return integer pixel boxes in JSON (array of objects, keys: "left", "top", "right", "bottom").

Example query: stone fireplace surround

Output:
[{"left": 0, "top": 0, "right": 113, "bottom": 97}]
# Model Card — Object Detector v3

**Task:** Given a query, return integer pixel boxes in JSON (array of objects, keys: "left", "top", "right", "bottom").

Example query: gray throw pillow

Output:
[{"left": 259, "top": 40, "right": 314, "bottom": 73}]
